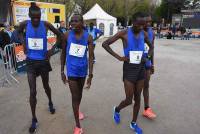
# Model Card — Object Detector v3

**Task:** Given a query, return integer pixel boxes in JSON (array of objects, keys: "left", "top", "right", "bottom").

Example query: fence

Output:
[
  {"left": 0, "top": 48, "right": 11, "bottom": 86},
  {"left": 0, "top": 43, "right": 21, "bottom": 87}
]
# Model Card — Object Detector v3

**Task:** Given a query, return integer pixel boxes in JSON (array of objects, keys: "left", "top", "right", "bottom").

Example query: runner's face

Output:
[
  {"left": 132, "top": 17, "right": 145, "bottom": 33},
  {"left": 30, "top": 12, "right": 41, "bottom": 28},
  {"left": 146, "top": 16, "right": 152, "bottom": 27},
  {"left": 71, "top": 16, "right": 83, "bottom": 31}
]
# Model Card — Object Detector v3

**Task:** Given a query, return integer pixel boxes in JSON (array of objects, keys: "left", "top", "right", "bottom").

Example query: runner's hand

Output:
[
  {"left": 46, "top": 50, "right": 53, "bottom": 60},
  {"left": 118, "top": 56, "right": 129, "bottom": 62},
  {"left": 141, "top": 57, "right": 148, "bottom": 63},
  {"left": 151, "top": 65, "right": 155, "bottom": 74},
  {"left": 61, "top": 72, "right": 68, "bottom": 84},
  {"left": 85, "top": 77, "right": 92, "bottom": 89}
]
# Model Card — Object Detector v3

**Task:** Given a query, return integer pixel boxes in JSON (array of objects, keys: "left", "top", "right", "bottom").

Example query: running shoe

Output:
[
  {"left": 73, "top": 127, "right": 83, "bottom": 134},
  {"left": 113, "top": 106, "right": 120, "bottom": 124},
  {"left": 49, "top": 102, "right": 56, "bottom": 114},
  {"left": 79, "top": 111, "right": 85, "bottom": 120},
  {"left": 130, "top": 122, "right": 143, "bottom": 134},
  {"left": 143, "top": 108, "right": 156, "bottom": 119},
  {"left": 29, "top": 118, "right": 38, "bottom": 134}
]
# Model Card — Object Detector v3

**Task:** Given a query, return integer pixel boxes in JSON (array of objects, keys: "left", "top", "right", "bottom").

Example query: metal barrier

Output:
[
  {"left": 0, "top": 48, "right": 12, "bottom": 86},
  {"left": 3, "top": 43, "right": 20, "bottom": 84}
]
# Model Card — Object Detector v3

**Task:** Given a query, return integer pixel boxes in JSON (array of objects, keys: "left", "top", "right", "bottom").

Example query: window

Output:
[
  {"left": 110, "top": 23, "right": 114, "bottom": 36},
  {"left": 52, "top": 9, "right": 60, "bottom": 13},
  {"left": 99, "top": 23, "right": 105, "bottom": 35}
]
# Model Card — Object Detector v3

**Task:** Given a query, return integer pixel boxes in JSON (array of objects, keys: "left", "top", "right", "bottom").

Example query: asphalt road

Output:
[{"left": 0, "top": 38, "right": 200, "bottom": 134}]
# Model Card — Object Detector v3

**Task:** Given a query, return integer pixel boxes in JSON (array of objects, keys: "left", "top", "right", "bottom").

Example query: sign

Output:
[
  {"left": 14, "top": 4, "right": 47, "bottom": 24},
  {"left": 15, "top": 45, "right": 26, "bottom": 72}
]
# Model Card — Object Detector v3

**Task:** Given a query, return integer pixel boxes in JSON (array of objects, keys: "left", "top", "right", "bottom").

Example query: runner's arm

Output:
[
  {"left": 45, "top": 21, "right": 63, "bottom": 55},
  {"left": 88, "top": 35, "right": 94, "bottom": 77},
  {"left": 102, "top": 30, "right": 128, "bottom": 61},
  {"left": 18, "top": 21, "right": 27, "bottom": 53},
  {"left": 93, "top": 29, "right": 103, "bottom": 41},
  {"left": 144, "top": 31, "right": 154, "bottom": 58},
  {"left": 60, "top": 32, "right": 68, "bottom": 74},
  {"left": 151, "top": 32, "right": 155, "bottom": 65}
]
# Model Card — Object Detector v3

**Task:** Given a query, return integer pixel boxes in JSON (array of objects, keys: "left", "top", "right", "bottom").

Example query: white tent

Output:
[{"left": 83, "top": 4, "right": 117, "bottom": 37}]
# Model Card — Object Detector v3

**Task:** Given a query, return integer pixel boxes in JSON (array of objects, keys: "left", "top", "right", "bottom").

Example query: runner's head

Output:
[
  {"left": 143, "top": 13, "right": 152, "bottom": 31},
  {"left": 145, "top": 13, "right": 152, "bottom": 28},
  {"left": 89, "top": 22, "right": 94, "bottom": 30},
  {"left": 60, "top": 21, "right": 65, "bottom": 28},
  {"left": 29, "top": 2, "right": 41, "bottom": 27},
  {"left": 70, "top": 14, "right": 84, "bottom": 32},
  {"left": 131, "top": 12, "right": 146, "bottom": 33}
]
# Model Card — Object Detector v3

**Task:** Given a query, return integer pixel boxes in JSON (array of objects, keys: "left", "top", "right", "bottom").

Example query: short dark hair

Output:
[
  {"left": 29, "top": 2, "right": 41, "bottom": 16},
  {"left": 132, "top": 12, "right": 146, "bottom": 22}
]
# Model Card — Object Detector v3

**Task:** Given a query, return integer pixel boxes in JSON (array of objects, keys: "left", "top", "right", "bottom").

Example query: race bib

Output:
[
  {"left": 144, "top": 43, "right": 149, "bottom": 53},
  {"left": 28, "top": 38, "right": 43, "bottom": 50},
  {"left": 69, "top": 43, "right": 86, "bottom": 57},
  {"left": 129, "top": 51, "right": 143, "bottom": 64}
]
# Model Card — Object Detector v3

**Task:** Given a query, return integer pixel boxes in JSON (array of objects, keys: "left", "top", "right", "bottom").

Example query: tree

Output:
[
  {"left": 155, "top": 0, "right": 187, "bottom": 22},
  {"left": 184, "top": 0, "right": 200, "bottom": 9}
]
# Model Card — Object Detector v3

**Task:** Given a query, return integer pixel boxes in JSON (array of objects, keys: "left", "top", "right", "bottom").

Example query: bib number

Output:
[
  {"left": 28, "top": 38, "right": 43, "bottom": 50},
  {"left": 129, "top": 51, "right": 143, "bottom": 64},
  {"left": 69, "top": 43, "right": 86, "bottom": 57}
]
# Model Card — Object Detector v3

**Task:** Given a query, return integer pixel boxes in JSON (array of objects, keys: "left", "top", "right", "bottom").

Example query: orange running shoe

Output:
[
  {"left": 79, "top": 111, "right": 85, "bottom": 120},
  {"left": 74, "top": 127, "right": 83, "bottom": 134},
  {"left": 143, "top": 108, "right": 156, "bottom": 119}
]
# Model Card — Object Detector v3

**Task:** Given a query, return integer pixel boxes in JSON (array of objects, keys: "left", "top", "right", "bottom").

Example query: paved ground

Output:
[{"left": 0, "top": 38, "right": 200, "bottom": 134}]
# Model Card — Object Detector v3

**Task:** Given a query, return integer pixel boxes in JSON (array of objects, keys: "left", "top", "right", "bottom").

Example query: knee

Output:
[
  {"left": 124, "top": 98, "right": 132, "bottom": 105},
  {"left": 43, "top": 83, "right": 50, "bottom": 91},
  {"left": 72, "top": 95, "right": 82, "bottom": 103},
  {"left": 30, "top": 90, "right": 37, "bottom": 100},
  {"left": 134, "top": 95, "right": 141, "bottom": 105},
  {"left": 144, "top": 82, "right": 149, "bottom": 90}
]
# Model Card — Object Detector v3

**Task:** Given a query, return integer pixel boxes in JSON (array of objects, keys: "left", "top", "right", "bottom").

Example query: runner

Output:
[
  {"left": 143, "top": 14, "right": 156, "bottom": 119},
  {"left": 58, "top": 21, "right": 67, "bottom": 34},
  {"left": 102, "top": 12, "right": 153, "bottom": 134},
  {"left": 87, "top": 22, "right": 103, "bottom": 63},
  {"left": 18, "top": 2, "right": 63, "bottom": 133},
  {"left": 60, "top": 14, "right": 94, "bottom": 134}
]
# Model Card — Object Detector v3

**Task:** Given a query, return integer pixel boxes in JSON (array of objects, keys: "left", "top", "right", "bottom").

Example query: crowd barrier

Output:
[{"left": 0, "top": 43, "right": 22, "bottom": 86}]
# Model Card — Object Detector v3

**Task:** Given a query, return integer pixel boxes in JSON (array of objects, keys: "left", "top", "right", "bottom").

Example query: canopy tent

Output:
[{"left": 83, "top": 4, "right": 117, "bottom": 37}]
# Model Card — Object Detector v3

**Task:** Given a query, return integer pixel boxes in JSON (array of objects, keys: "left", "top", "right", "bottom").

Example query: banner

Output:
[
  {"left": 15, "top": 45, "right": 26, "bottom": 73},
  {"left": 14, "top": 4, "right": 47, "bottom": 24}
]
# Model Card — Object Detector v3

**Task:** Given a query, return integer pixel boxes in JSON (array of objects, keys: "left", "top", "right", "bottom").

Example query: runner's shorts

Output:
[
  {"left": 123, "top": 62, "right": 145, "bottom": 83},
  {"left": 26, "top": 58, "right": 52, "bottom": 76}
]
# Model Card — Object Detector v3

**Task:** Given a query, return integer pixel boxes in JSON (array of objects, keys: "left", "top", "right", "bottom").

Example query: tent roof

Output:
[{"left": 83, "top": 4, "right": 116, "bottom": 21}]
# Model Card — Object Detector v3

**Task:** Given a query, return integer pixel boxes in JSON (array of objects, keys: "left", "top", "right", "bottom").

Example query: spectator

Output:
[
  {"left": 11, "top": 25, "right": 23, "bottom": 44},
  {"left": 180, "top": 26, "right": 186, "bottom": 40},
  {"left": 157, "top": 24, "right": 161, "bottom": 38},
  {"left": 58, "top": 21, "right": 67, "bottom": 34},
  {"left": 4, "top": 24, "right": 12, "bottom": 38},
  {"left": 186, "top": 27, "right": 192, "bottom": 40},
  {"left": 172, "top": 24, "right": 176, "bottom": 40},
  {"left": 0, "top": 29, "right": 11, "bottom": 50}
]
